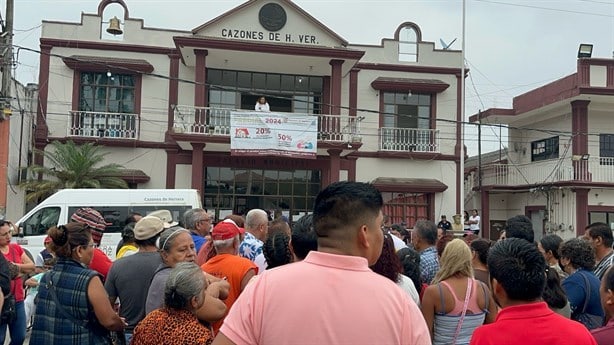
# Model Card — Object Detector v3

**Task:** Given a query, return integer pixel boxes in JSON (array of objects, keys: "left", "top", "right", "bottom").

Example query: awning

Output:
[
  {"left": 62, "top": 55, "right": 154, "bottom": 74},
  {"left": 371, "top": 77, "right": 449, "bottom": 93},
  {"left": 372, "top": 177, "right": 448, "bottom": 193},
  {"left": 106, "top": 169, "right": 151, "bottom": 184}
]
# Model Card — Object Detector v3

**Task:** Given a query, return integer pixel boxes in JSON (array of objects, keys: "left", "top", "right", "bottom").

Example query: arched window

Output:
[{"left": 399, "top": 26, "right": 417, "bottom": 62}]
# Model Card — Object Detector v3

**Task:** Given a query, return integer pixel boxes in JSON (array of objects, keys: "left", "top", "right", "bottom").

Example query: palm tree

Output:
[{"left": 20, "top": 140, "right": 128, "bottom": 202}]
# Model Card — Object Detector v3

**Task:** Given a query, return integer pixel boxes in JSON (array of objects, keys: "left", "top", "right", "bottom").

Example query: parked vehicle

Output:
[{"left": 13, "top": 189, "right": 201, "bottom": 260}]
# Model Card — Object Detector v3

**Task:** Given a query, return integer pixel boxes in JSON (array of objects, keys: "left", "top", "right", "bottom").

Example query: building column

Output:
[
  {"left": 571, "top": 100, "right": 590, "bottom": 181},
  {"left": 349, "top": 68, "right": 359, "bottom": 117},
  {"left": 574, "top": 188, "right": 589, "bottom": 237},
  {"left": 327, "top": 149, "right": 342, "bottom": 186},
  {"left": 167, "top": 52, "right": 180, "bottom": 132},
  {"left": 191, "top": 143, "right": 205, "bottom": 194},
  {"left": 35, "top": 44, "right": 51, "bottom": 144},
  {"left": 194, "top": 49, "right": 208, "bottom": 132},
  {"left": 480, "top": 190, "right": 489, "bottom": 239},
  {"left": 322, "top": 77, "right": 330, "bottom": 115},
  {"left": 165, "top": 149, "right": 178, "bottom": 189},
  {"left": 329, "top": 59, "right": 343, "bottom": 115}
]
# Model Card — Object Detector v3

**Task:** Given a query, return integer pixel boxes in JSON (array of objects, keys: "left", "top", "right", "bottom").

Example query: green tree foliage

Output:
[{"left": 20, "top": 140, "right": 128, "bottom": 202}]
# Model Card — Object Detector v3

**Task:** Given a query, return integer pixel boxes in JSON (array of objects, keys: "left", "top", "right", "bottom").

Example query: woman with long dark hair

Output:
[{"left": 371, "top": 232, "right": 419, "bottom": 305}]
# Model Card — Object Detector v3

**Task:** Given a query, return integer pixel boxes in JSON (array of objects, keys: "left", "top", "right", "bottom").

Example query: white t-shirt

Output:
[
  {"left": 469, "top": 215, "right": 480, "bottom": 231},
  {"left": 397, "top": 274, "right": 420, "bottom": 306},
  {"left": 255, "top": 102, "right": 270, "bottom": 112}
]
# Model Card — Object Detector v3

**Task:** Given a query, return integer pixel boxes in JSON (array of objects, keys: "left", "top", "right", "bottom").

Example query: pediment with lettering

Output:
[{"left": 192, "top": 0, "right": 347, "bottom": 48}]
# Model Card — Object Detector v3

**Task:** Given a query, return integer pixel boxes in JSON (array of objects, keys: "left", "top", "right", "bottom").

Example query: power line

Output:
[
  {"left": 14, "top": 44, "right": 611, "bottom": 140},
  {"left": 475, "top": 0, "right": 614, "bottom": 17}
]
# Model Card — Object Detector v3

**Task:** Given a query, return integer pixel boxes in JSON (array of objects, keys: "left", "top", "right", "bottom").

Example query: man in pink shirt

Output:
[
  {"left": 212, "top": 181, "right": 429, "bottom": 345},
  {"left": 470, "top": 238, "right": 596, "bottom": 345}
]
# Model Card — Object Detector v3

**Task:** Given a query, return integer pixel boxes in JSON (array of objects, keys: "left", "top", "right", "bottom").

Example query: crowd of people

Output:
[{"left": 0, "top": 181, "right": 613, "bottom": 344}]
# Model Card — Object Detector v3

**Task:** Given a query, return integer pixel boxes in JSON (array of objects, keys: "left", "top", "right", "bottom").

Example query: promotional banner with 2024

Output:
[{"left": 230, "top": 112, "right": 318, "bottom": 159}]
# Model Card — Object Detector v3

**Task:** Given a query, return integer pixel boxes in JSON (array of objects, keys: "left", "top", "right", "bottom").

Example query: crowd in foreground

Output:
[{"left": 0, "top": 181, "right": 612, "bottom": 344}]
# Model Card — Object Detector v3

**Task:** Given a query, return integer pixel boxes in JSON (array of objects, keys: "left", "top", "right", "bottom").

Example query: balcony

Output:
[
  {"left": 379, "top": 127, "right": 440, "bottom": 153},
  {"left": 172, "top": 106, "right": 364, "bottom": 143},
  {"left": 476, "top": 157, "right": 614, "bottom": 187},
  {"left": 68, "top": 111, "right": 139, "bottom": 139}
]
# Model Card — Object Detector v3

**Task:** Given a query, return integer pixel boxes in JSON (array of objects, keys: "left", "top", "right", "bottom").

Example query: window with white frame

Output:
[
  {"left": 531, "top": 136, "right": 559, "bottom": 162},
  {"left": 398, "top": 26, "right": 418, "bottom": 62},
  {"left": 599, "top": 134, "right": 614, "bottom": 165},
  {"left": 74, "top": 72, "right": 137, "bottom": 138}
]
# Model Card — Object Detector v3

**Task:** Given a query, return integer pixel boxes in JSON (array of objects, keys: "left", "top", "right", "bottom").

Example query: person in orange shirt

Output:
[{"left": 201, "top": 219, "right": 257, "bottom": 334}]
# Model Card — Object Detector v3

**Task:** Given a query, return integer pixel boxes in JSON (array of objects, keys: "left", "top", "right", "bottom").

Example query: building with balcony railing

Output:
[
  {"left": 34, "top": 0, "right": 464, "bottom": 224},
  {"left": 468, "top": 56, "right": 614, "bottom": 241}
]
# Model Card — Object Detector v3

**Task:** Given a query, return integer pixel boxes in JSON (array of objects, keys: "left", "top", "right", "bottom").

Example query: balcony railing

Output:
[
  {"left": 68, "top": 111, "right": 138, "bottom": 139},
  {"left": 379, "top": 127, "right": 440, "bottom": 153},
  {"left": 477, "top": 157, "right": 614, "bottom": 186},
  {"left": 172, "top": 106, "right": 363, "bottom": 143}
]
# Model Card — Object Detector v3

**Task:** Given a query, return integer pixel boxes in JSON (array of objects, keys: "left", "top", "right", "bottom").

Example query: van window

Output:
[
  {"left": 67, "top": 206, "right": 193, "bottom": 233},
  {"left": 23, "top": 207, "right": 61, "bottom": 236}
]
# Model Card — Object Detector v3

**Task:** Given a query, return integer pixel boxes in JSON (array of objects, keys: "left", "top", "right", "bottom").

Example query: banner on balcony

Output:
[{"left": 230, "top": 111, "right": 318, "bottom": 158}]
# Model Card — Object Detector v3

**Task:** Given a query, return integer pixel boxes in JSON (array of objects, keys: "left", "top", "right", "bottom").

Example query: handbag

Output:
[
  {"left": 1, "top": 246, "right": 18, "bottom": 324},
  {"left": 573, "top": 272, "right": 604, "bottom": 330},
  {"left": 0, "top": 291, "right": 16, "bottom": 324}
]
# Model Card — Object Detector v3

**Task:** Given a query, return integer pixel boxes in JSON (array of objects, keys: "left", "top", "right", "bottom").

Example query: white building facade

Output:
[
  {"left": 35, "top": 0, "right": 464, "bottom": 224},
  {"left": 468, "top": 57, "right": 614, "bottom": 241}
]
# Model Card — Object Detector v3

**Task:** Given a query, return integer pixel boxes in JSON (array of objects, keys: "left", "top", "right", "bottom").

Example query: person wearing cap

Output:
[
  {"left": 104, "top": 216, "right": 165, "bottom": 344},
  {"left": 212, "top": 182, "right": 429, "bottom": 345},
  {"left": 201, "top": 219, "right": 257, "bottom": 334},
  {"left": 69, "top": 207, "right": 113, "bottom": 280}
]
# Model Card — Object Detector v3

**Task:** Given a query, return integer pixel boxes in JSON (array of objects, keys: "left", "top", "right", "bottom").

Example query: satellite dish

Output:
[{"left": 440, "top": 38, "right": 457, "bottom": 50}]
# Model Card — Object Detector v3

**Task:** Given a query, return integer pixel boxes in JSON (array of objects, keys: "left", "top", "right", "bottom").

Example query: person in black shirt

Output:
[{"left": 437, "top": 215, "right": 452, "bottom": 231}]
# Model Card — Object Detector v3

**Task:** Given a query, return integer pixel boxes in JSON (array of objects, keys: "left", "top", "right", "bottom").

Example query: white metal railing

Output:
[
  {"left": 480, "top": 161, "right": 573, "bottom": 186},
  {"left": 379, "top": 127, "right": 439, "bottom": 153},
  {"left": 591, "top": 157, "right": 614, "bottom": 182},
  {"left": 477, "top": 158, "right": 613, "bottom": 186},
  {"left": 69, "top": 111, "right": 138, "bottom": 139},
  {"left": 172, "top": 106, "right": 364, "bottom": 142}
]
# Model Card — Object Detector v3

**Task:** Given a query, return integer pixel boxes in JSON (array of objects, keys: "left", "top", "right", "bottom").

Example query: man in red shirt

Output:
[
  {"left": 592, "top": 266, "right": 614, "bottom": 344},
  {"left": 70, "top": 208, "right": 112, "bottom": 280},
  {"left": 470, "top": 238, "right": 596, "bottom": 345}
]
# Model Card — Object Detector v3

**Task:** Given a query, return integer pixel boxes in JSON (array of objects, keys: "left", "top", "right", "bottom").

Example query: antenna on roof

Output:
[{"left": 440, "top": 38, "right": 457, "bottom": 50}]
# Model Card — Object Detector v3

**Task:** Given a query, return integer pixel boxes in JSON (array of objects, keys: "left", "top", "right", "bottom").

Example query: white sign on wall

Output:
[{"left": 230, "top": 112, "right": 317, "bottom": 159}]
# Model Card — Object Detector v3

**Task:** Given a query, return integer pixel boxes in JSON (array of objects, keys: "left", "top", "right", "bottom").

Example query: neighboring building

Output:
[
  {"left": 35, "top": 0, "right": 464, "bottom": 224},
  {"left": 0, "top": 80, "right": 38, "bottom": 221},
  {"left": 468, "top": 56, "right": 614, "bottom": 241}
]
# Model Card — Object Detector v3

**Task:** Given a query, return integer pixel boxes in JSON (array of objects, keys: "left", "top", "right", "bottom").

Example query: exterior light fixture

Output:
[{"left": 578, "top": 44, "right": 593, "bottom": 58}]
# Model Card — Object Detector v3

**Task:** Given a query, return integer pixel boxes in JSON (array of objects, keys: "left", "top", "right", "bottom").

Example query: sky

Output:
[{"left": 4, "top": 0, "right": 614, "bottom": 156}]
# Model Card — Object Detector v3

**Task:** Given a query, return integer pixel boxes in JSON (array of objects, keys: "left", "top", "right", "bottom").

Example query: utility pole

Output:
[{"left": 0, "top": 0, "right": 14, "bottom": 220}]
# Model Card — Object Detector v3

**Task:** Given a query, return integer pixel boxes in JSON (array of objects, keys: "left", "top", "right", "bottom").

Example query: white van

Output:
[{"left": 13, "top": 189, "right": 202, "bottom": 261}]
